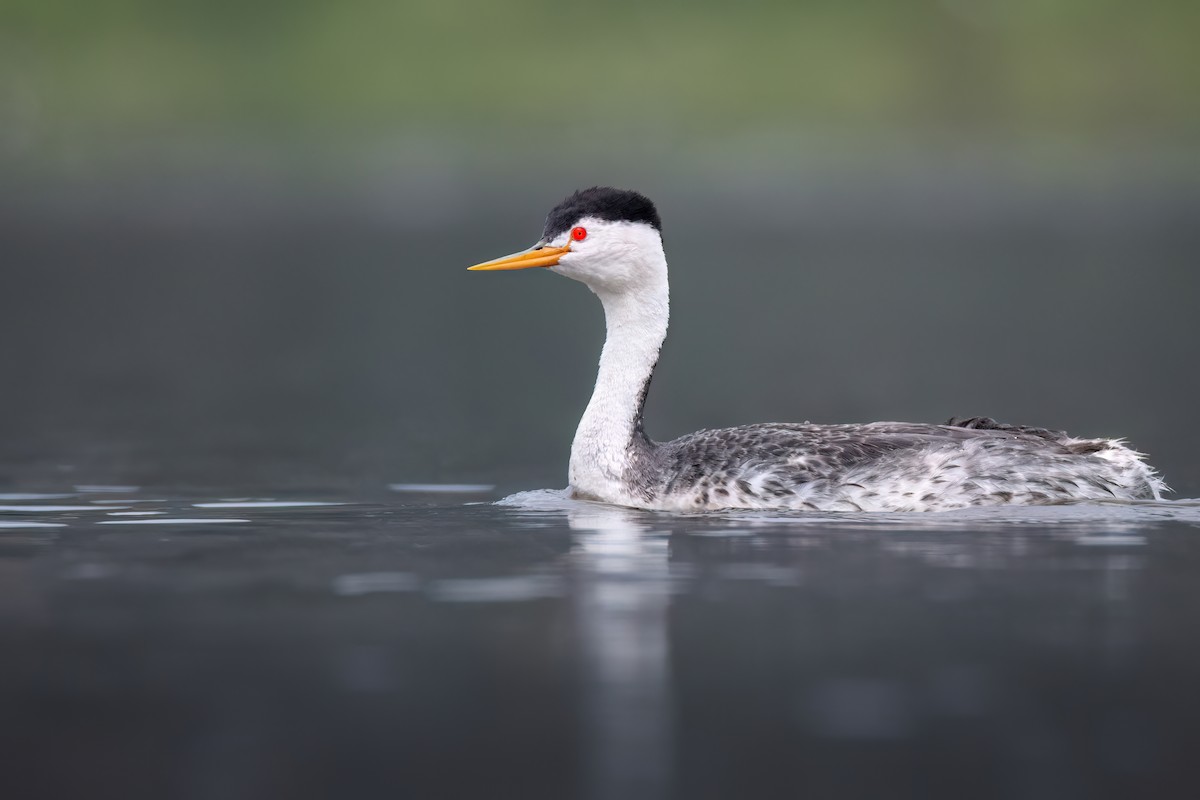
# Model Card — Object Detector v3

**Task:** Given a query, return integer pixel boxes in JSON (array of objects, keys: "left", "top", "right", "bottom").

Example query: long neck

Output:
[{"left": 569, "top": 278, "right": 669, "bottom": 499}]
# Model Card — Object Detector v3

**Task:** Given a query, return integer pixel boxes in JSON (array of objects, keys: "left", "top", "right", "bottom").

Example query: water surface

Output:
[{"left": 3, "top": 484, "right": 1199, "bottom": 799}]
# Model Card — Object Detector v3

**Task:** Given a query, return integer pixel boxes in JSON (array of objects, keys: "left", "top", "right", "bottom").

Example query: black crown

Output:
[{"left": 542, "top": 187, "right": 662, "bottom": 241}]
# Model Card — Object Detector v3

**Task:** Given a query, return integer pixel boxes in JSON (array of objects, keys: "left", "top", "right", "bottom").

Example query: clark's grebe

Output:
[{"left": 468, "top": 187, "right": 1165, "bottom": 512}]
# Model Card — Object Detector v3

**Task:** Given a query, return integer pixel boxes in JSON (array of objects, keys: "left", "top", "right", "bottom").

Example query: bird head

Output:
[{"left": 468, "top": 187, "right": 666, "bottom": 296}]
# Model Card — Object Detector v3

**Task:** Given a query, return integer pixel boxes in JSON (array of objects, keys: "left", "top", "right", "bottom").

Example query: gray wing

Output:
[{"left": 653, "top": 419, "right": 1071, "bottom": 496}]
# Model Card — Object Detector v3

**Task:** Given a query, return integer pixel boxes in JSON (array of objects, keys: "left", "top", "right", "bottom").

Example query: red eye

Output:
[{"left": 571, "top": 226, "right": 587, "bottom": 241}]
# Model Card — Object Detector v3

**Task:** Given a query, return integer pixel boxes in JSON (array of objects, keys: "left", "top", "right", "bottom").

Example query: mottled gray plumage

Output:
[{"left": 609, "top": 418, "right": 1164, "bottom": 512}]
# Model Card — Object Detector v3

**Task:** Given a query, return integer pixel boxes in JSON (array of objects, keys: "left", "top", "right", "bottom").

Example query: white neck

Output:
[{"left": 568, "top": 275, "right": 669, "bottom": 502}]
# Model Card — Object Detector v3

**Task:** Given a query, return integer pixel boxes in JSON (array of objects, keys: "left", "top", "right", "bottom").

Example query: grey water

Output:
[
  {"left": 4, "top": 484, "right": 1200, "bottom": 800},
  {"left": 3, "top": 165, "right": 1200, "bottom": 798}
]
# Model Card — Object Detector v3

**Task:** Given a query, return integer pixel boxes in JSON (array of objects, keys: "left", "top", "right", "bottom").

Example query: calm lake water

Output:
[
  {"left": 3, "top": 165, "right": 1198, "bottom": 798},
  {"left": 3, "top": 480, "right": 1200, "bottom": 799}
]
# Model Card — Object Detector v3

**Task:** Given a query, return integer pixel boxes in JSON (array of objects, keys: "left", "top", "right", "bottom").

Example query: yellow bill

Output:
[{"left": 467, "top": 243, "right": 570, "bottom": 271}]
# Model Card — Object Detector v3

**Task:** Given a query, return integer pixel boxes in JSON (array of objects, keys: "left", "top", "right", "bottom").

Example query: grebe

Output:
[{"left": 468, "top": 187, "right": 1165, "bottom": 512}]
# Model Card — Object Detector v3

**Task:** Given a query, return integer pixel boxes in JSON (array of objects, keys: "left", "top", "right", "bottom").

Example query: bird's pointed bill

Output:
[{"left": 467, "top": 243, "right": 570, "bottom": 271}]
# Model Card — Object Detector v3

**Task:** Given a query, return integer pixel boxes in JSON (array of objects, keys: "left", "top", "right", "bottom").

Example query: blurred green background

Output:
[
  {"left": 3, "top": 0, "right": 1198, "bottom": 164},
  {"left": 1, "top": 0, "right": 1198, "bottom": 495}
]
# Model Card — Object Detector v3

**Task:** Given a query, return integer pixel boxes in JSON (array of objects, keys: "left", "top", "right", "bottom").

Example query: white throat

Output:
[{"left": 567, "top": 262, "right": 669, "bottom": 503}]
